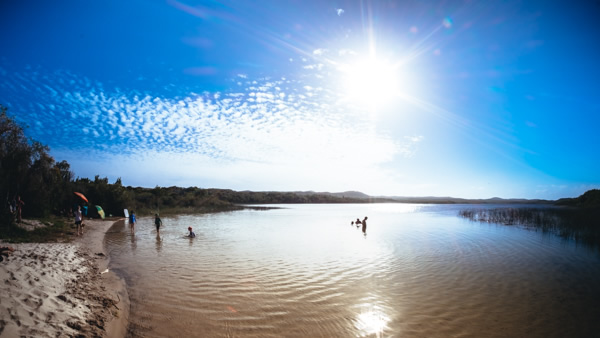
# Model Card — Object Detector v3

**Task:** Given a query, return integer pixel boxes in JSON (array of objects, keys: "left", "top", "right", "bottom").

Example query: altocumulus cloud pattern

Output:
[{"left": 0, "top": 61, "right": 422, "bottom": 189}]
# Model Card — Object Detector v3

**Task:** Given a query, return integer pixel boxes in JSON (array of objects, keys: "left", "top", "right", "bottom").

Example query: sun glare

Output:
[
  {"left": 339, "top": 57, "right": 401, "bottom": 106},
  {"left": 355, "top": 308, "right": 390, "bottom": 337}
]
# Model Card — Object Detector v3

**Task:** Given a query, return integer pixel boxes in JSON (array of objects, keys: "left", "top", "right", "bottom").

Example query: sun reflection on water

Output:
[{"left": 355, "top": 306, "right": 390, "bottom": 337}]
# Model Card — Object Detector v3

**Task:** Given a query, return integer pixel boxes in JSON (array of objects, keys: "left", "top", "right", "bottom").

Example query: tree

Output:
[
  {"left": 0, "top": 105, "right": 76, "bottom": 223},
  {"left": 22, "top": 142, "right": 57, "bottom": 217},
  {"left": 0, "top": 105, "right": 35, "bottom": 224},
  {"left": 0, "top": 105, "right": 31, "bottom": 201}
]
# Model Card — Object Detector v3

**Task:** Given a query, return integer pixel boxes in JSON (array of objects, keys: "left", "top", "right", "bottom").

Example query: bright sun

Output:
[{"left": 339, "top": 57, "right": 401, "bottom": 106}]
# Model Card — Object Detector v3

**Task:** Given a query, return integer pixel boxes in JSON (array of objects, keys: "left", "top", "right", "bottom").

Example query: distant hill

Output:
[
  {"left": 293, "top": 191, "right": 551, "bottom": 204},
  {"left": 382, "top": 196, "right": 551, "bottom": 204},
  {"left": 176, "top": 189, "right": 598, "bottom": 206},
  {"left": 293, "top": 191, "right": 371, "bottom": 199},
  {"left": 113, "top": 186, "right": 595, "bottom": 217},
  {"left": 556, "top": 189, "right": 600, "bottom": 208}
]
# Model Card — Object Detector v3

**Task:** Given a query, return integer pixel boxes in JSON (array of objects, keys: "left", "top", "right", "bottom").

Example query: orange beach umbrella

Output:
[{"left": 74, "top": 192, "right": 88, "bottom": 203}]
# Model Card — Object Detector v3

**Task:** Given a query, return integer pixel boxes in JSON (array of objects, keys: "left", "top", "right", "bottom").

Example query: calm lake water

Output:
[{"left": 104, "top": 204, "right": 600, "bottom": 337}]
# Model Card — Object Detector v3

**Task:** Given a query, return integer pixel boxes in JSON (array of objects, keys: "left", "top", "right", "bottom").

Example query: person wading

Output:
[{"left": 362, "top": 216, "right": 368, "bottom": 235}]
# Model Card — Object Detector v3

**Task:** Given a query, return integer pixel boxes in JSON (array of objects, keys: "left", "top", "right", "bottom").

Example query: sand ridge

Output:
[{"left": 0, "top": 219, "right": 129, "bottom": 337}]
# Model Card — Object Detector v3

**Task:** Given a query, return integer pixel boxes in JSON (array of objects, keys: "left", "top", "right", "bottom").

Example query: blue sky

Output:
[{"left": 1, "top": 0, "right": 599, "bottom": 199}]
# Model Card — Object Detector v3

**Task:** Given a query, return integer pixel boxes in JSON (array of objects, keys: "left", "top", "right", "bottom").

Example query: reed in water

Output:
[{"left": 458, "top": 207, "right": 600, "bottom": 249}]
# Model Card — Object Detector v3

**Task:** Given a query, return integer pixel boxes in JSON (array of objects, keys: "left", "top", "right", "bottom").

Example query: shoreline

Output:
[
  {"left": 0, "top": 218, "right": 130, "bottom": 337},
  {"left": 77, "top": 218, "right": 130, "bottom": 338}
]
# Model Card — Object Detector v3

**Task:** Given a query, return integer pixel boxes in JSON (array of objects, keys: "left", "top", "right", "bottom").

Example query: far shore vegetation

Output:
[
  {"left": 1, "top": 104, "right": 598, "bottom": 245},
  {"left": 458, "top": 190, "right": 600, "bottom": 249}
]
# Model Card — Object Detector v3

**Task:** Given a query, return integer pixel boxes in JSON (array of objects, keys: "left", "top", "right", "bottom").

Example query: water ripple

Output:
[{"left": 104, "top": 204, "right": 600, "bottom": 338}]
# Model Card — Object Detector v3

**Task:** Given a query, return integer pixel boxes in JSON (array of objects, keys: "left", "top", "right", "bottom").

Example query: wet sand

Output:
[{"left": 0, "top": 219, "right": 129, "bottom": 337}]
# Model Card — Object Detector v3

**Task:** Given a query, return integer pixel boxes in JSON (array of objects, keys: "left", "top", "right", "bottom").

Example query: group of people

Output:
[
  {"left": 351, "top": 216, "right": 368, "bottom": 234},
  {"left": 128, "top": 211, "right": 196, "bottom": 238}
]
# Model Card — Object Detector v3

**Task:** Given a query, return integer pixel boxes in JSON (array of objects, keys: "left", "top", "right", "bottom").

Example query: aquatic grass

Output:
[{"left": 458, "top": 207, "right": 600, "bottom": 249}]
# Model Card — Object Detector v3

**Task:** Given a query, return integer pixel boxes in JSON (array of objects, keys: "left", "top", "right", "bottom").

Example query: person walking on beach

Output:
[
  {"left": 74, "top": 205, "right": 83, "bottom": 236},
  {"left": 9, "top": 197, "right": 16, "bottom": 215},
  {"left": 16, "top": 195, "right": 24, "bottom": 223},
  {"left": 362, "top": 216, "right": 368, "bottom": 234},
  {"left": 129, "top": 211, "right": 136, "bottom": 233},
  {"left": 155, "top": 213, "right": 162, "bottom": 234}
]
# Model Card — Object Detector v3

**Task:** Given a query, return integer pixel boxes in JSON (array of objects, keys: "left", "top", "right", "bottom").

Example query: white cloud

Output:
[
  {"left": 397, "top": 135, "right": 424, "bottom": 157},
  {"left": 5, "top": 62, "right": 518, "bottom": 197},
  {"left": 338, "top": 49, "right": 356, "bottom": 56}
]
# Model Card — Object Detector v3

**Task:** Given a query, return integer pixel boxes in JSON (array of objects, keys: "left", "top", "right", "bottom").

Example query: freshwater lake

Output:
[{"left": 105, "top": 204, "right": 600, "bottom": 337}]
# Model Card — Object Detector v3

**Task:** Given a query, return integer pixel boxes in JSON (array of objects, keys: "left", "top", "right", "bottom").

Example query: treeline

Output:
[
  {"left": 556, "top": 189, "right": 600, "bottom": 208},
  {"left": 117, "top": 186, "right": 367, "bottom": 216},
  {"left": 206, "top": 189, "right": 365, "bottom": 204},
  {"left": 0, "top": 105, "right": 365, "bottom": 228},
  {"left": 1, "top": 105, "right": 75, "bottom": 224}
]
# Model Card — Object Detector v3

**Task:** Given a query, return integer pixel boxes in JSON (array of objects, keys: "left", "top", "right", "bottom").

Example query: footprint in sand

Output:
[
  {"left": 8, "top": 308, "right": 20, "bottom": 325},
  {"left": 32, "top": 289, "right": 48, "bottom": 298}
]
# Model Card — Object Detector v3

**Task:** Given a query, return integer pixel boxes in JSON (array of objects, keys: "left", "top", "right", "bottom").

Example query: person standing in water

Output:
[
  {"left": 362, "top": 216, "right": 368, "bottom": 234},
  {"left": 187, "top": 226, "right": 196, "bottom": 238},
  {"left": 129, "top": 211, "right": 136, "bottom": 233},
  {"left": 155, "top": 213, "right": 162, "bottom": 234}
]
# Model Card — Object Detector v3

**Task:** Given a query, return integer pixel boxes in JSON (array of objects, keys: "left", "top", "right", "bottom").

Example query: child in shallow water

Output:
[
  {"left": 187, "top": 226, "right": 196, "bottom": 238},
  {"left": 129, "top": 211, "right": 136, "bottom": 233},
  {"left": 155, "top": 213, "right": 162, "bottom": 234}
]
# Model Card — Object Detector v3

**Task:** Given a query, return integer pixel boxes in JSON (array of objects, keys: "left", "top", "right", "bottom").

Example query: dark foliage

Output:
[
  {"left": 1, "top": 106, "right": 76, "bottom": 226},
  {"left": 114, "top": 186, "right": 367, "bottom": 216},
  {"left": 206, "top": 189, "right": 365, "bottom": 204},
  {"left": 556, "top": 189, "right": 600, "bottom": 209}
]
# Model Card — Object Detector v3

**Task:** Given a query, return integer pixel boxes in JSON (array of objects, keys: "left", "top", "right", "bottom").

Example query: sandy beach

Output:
[{"left": 0, "top": 219, "right": 129, "bottom": 337}]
